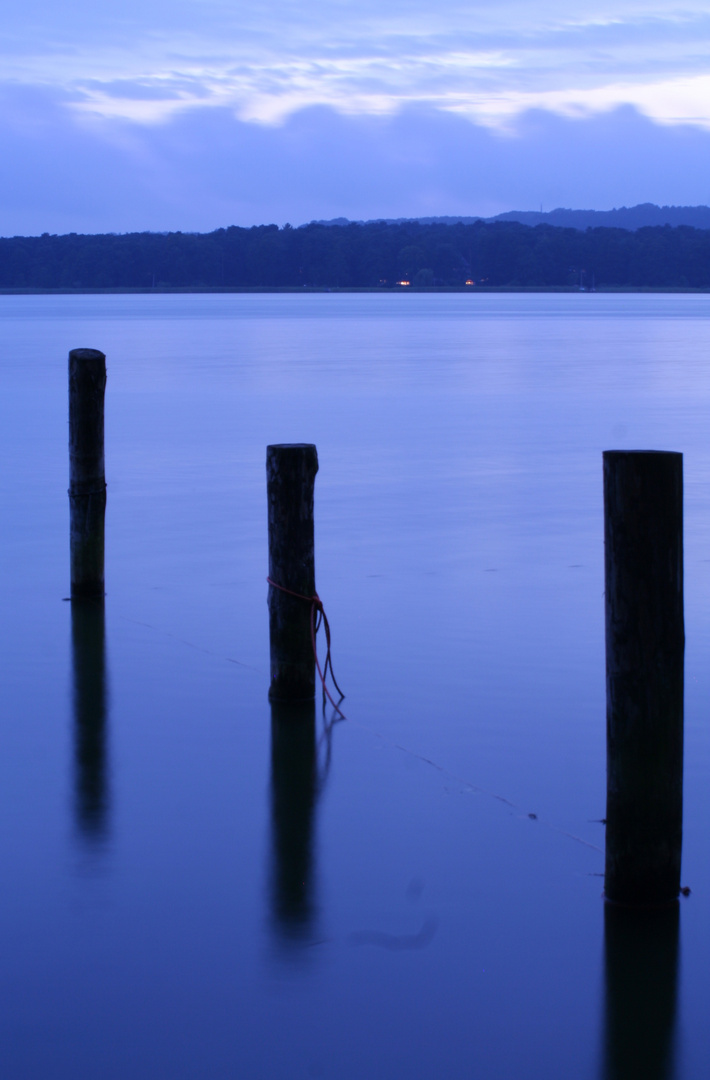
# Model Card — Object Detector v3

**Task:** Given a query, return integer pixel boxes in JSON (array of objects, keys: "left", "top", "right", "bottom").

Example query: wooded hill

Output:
[
  {"left": 3, "top": 219, "right": 710, "bottom": 289},
  {"left": 321, "top": 203, "right": 710, "bottom": 231}
]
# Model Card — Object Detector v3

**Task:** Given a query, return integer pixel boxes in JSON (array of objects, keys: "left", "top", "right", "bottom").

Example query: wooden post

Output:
[
  {"left": 603, "top": 451, "right": 684, "bottom": 906},
  {"left": 267, "top": 443, "right": 318, "bottom": 701},
  {"left": 69, "top": 348, "right": 107, "bottom": 598}
]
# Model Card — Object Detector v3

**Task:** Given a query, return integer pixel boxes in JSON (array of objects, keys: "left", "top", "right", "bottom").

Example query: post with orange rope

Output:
[
  {"left": 267, "top": 444, "right": 319, "bottom": 700},
  {"left": 603, "top": 450, "right": 684, "bottom": 906}
]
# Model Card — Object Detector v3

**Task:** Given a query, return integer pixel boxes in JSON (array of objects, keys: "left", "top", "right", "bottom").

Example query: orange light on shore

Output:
[
  {"left": 395, "top": 280, "right": 411, "bottom": 286},
  {"left": 465, "top": 279, "right": 475, "bottom": 285}
]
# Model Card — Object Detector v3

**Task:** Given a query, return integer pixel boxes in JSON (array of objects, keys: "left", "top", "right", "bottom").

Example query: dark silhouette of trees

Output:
[{"left": 2, "top": 220, "right": 710, "bottom": 289}]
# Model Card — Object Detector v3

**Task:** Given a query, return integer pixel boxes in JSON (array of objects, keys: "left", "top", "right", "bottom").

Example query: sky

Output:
[{"left": 3, "top": 0, "right": 710, "bottom": 233}]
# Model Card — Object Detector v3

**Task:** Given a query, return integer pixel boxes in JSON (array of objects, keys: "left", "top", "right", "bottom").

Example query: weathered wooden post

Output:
[
  {"left": 603, "top": 451, "right": 684, "bottom": 906},
  {"left": 69, "top": 348, "right": 107, "bottom": 598},
  {"left": 267, "top": 443, "right": 318, "bottom": 701}
]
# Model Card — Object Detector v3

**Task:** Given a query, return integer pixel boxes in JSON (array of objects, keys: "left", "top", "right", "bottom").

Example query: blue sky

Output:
[{"left": 3, "top": 0, "right": 710, "bottom": 233}]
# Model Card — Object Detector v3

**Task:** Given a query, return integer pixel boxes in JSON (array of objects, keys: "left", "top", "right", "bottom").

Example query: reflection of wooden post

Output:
[
  {"left": 269, "top": 700, "right": 317, "bottom": 941},
  {"left": 603, "top": 451, "right": 684, "bottom": 905},
  {"left": 267, "top": 444, "right": 318, "bottom": 701},
  {"left": 72, "top": 597, "right": 109, "bottom": 840},
  {"left": 603, "top": 903, "right": 679, "bottom": 1080},
  {"left": 69, "top": 348, "right": 107, "bottom": 598}
]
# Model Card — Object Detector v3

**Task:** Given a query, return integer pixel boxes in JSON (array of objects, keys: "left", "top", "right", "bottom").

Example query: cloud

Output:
[
  {"left": 3, "top": 86, "right": 710, "bottom": 235},
  {"left": 4, "top": 0, "right": 710, "bottom": 129}
]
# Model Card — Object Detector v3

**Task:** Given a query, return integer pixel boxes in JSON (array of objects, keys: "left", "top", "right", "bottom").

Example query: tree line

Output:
[{"left": 2, "top": 219, "right": 710, "bottom": 289}]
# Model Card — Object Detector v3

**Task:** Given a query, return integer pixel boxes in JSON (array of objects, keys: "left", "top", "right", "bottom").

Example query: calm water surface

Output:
[{"left": 1, "top": 293, "right": 709, "bottom": 1078}]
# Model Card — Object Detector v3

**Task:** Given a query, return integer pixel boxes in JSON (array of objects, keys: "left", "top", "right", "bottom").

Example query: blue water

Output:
[{"left": 1, "top": 292, "right": 709, "bottom": 1078}]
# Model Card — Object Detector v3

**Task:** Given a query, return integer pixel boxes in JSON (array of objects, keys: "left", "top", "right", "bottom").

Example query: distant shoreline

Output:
[
  {"left": 2, "top": 285, "right": 710, "bottom": 295},
  {"left": 4, "top": 220, "right": 710, "bottom": 290}
]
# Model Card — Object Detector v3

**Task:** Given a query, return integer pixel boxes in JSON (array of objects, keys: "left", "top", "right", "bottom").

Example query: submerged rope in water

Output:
[
  {"left": 121, "top": 607, "right": 599, "bottom": 855},
  {"left": 267, "top": 577, "right": 346, "bottom": 717}
]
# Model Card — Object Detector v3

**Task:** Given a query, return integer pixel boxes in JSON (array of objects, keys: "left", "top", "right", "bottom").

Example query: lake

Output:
[{"left": 1, "top": 292, "right": 708, "bottom": 1078}]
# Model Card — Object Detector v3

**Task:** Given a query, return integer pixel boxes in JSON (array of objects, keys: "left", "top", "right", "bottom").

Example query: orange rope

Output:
[{"left": 267, "top": 577, "right": 346, "bottom": 717}]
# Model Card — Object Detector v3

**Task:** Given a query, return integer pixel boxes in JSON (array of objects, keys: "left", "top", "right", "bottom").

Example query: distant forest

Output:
[{"left": 3, "top": 219, "right": 710, "bottom": 289}]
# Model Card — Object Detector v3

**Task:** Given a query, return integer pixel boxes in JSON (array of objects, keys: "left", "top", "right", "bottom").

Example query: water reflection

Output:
[
  {"left": 269, "top": 700, "right": 341, "bottom": 945},
  {"left": 602, "top": 902, "right": 680, "bottom": 1080},
  {"left": 71, "top": 598, "right": 110, "bottom": 844},
  {"left": 269, "top": 700, "right": 318, "bottom": 943}
]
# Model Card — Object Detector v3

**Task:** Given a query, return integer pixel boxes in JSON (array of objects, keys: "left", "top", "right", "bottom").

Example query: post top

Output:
[
  {"left": 266, "top": 443, "right": 319, "bottom": 478},
  {"left": 69, "top": 348, "right": 106, "bottom": 363},
  {"left": 70, "top": 348, "right": 106, "bottom": 360},
  {"left": 267, "top": 443, "right": 317, "bottom": 451},
  {"left": 604, "top": 450, "right": 682, "bottom": 458}
]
